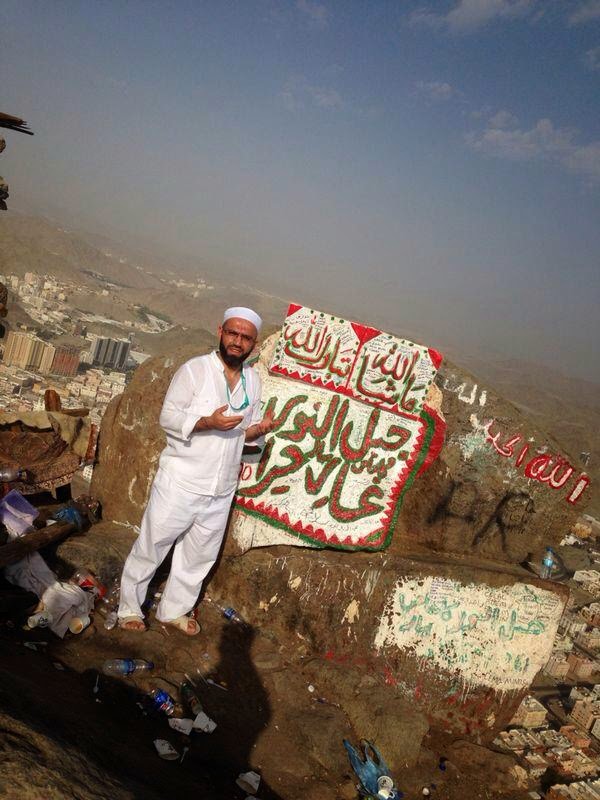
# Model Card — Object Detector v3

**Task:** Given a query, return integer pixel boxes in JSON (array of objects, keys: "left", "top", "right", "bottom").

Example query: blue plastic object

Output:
[
  {"left": 343, "top": 739, "right": 399, "bottom": 799},
  {"left": 52, "top": 506, "right": 84, "bottom": 531}
]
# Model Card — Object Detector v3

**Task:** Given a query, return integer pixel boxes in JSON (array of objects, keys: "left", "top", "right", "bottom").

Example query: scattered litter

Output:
[
  {"left": 169, "top": 717, "right": 194, "bottom": 735},
  {"left": 193, "top": 711, "right": 217, "bottom": 733},
  {"left": 149, "top": 688, "right": 175, "bottom": 716},
  {"left": 180, "top": 678, "right": 203, "bottom": 715},
  {"left": 180, "top": 745, "right": 189, "bottom": 764},
  {"left": 5, "top": 552, "right": 94, "bottom": 638},
  {"left": 52, "top": 506, "right": 84, "bottom": 531},
  {"left": 141, "top": 590, "right": 161, "bottom": 615},
  {"left": 93, "top": 674, "right": 100, "bottom": 694},
  {"left": 27, "top": 611, "right": 52, "bottom": 629},
  {"left": 0, "top": 489, "right": 38, "bottom": 535},
  {"left": 153, "top": 739, "right": 179, "bottom": 760},
  {"left": 103, "top": 610, "right": 118, "bottom": 630},
  {"left": 198, "top": 674, "right": 228, "bottom": 691},
  {"left": 96, "top": 579, "right": 121, "bottom": 628},
  {"left": 52, "top": 662, "right": 65, "bottom": 671},
  {"left": 307, "top": 684, "right": 315, "bottom": 693},
  {"left": 70, "top": 568, "right": 106, "bottom": 598},
  {"left": 422, "top": 789, "right": 431, "bottom": 797},
  {"left": 68, "top": 614, "right": 91, "bottom": 634},
  {"left": 343, "top": 739, "right": 399, "bottom": 800},
  {"left": 0, "top": 466, "right": 26, "bottom": 482},
  {"left": 236, "top": 770, "right": 261, "bottom": 794},
  {"left": 23, "top": 641, "right": 47, "bottom": 650},
  {"left": 203, "top": 595, "right": 246, "bottom": 625},
  {"left": 103, "top": 658, "right": 154, "bottom": 676}
]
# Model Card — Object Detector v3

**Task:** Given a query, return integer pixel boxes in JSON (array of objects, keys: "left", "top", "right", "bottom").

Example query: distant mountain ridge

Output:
[{"left": 0, "top": 212, "right": 163, "bottom": 290}]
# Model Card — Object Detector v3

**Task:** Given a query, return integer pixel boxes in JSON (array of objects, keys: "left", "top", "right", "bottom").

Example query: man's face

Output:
[{"left": 218, "top": 317, "right": 257, "bottom": 368}]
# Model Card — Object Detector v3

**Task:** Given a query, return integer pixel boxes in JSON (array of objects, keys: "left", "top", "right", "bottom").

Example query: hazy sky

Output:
[{"left": 2, "top": 1, "right": 599, "bottom": 381}]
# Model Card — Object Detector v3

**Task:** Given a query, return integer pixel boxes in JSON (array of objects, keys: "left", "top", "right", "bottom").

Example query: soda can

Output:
[{"left": 72, "top": 570, "right": 107, "bottom": 599}]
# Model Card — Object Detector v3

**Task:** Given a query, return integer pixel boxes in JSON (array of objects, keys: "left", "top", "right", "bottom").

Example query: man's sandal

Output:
[
  {"left": 161, "top": 615, "right": 201, "bottom": 636},
  {"left": 118, "top": 616, "right": 146, "bottom": 632}
]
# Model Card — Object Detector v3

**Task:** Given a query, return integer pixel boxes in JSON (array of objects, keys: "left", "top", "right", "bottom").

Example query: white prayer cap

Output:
[{"left": 223, "top": 306, "right": 262, "bottom": 333}]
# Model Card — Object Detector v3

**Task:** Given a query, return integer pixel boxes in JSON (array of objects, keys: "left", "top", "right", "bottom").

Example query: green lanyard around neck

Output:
[{"left": 226, "top": 370, "right": 249, "bottom": 411}]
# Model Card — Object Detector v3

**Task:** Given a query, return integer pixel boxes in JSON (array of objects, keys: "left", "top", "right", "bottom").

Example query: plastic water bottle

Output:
[
  {"left": 541, "top": 547, "right": 554, "bottom": 579},
  {"left": 149, "top": 688, "right": 175, "bottom": 716},
  {"left": 103, "top": 611, "right": 118, "bottom": 630},
  {"left": 102, "top": 658, "right": 154, "bottom": 676},
  {"left": 0, "top": 466, "right": 26, "bottom": 482},
  {"left": 204, "top": 595, "right": 246, "bottom": 625},
  {"left": 97, "top": 580, "right": 120, "bottom": 629}
]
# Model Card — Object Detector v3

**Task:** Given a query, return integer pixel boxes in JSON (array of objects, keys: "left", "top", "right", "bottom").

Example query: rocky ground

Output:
[{"left": 0, "top": 520, "right": 533, "bottom": 800}]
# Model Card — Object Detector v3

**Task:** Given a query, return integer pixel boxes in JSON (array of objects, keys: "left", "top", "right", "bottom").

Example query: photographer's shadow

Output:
[{"left": 197, "top": 622, "right": 284, "bottom": 799}]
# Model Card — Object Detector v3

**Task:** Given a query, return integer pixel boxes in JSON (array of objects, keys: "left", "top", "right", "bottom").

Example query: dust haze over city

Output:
[
  {"left": 2, "top": 0, "right": 599, "bottom": 382},
  {"left": 3, "top": 3, "right": 600, "bottom": 800}
]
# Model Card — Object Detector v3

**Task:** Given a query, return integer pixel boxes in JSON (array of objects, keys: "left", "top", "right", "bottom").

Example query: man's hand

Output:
[
  {"left": 245, "top": 409, "right": 275, "bottom": 442},
  {"left": 194, "top": 404, "right": 243, "bottom": 432}
]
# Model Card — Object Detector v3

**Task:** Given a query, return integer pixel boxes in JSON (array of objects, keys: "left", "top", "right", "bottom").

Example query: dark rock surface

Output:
[{"left": 399, "top": 362, "right": 589, "bottom": 565}]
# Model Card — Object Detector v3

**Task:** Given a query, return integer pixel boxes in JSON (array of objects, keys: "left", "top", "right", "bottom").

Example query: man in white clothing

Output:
[{"left": 117, "top": 307, "right": 274, "bottom": 634}]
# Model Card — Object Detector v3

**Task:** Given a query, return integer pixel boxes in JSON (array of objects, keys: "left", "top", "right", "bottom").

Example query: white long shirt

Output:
[{"left": 158, "top": 351, "right": 263, "bottom": 496}]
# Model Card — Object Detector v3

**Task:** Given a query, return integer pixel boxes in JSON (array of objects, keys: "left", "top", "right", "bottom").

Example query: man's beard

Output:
[{"left": 219, "top": 338, "right": 250, "bottom": 368}]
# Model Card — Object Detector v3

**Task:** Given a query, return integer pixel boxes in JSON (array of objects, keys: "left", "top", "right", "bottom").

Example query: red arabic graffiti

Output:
[
  {"left": 235, "top": 304, "right": 446, "bottom": 551},
  {"left": 238, "top": 392, "right": 413, "bottom": 524},
  {"left": 487, "top": 422, "right": 590, "bottom": 505},
  {"left": 272, "top": 304, "right": 442, "bottom": 415}
]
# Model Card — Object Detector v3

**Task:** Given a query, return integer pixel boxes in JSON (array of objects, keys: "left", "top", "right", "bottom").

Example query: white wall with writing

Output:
[{"left": 374, "top": 577, "right": 564, "bottom": 692}]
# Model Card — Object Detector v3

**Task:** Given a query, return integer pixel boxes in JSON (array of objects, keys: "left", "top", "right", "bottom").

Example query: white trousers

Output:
[{"left": 118, "top": 468, "right": 235, "bottom": 622}]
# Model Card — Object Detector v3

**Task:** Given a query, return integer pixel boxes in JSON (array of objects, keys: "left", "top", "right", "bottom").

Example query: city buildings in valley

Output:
[
  {"left": 91, "top": 336, "right": 131, "bottom": 370},
  {"left": 510, "top": 696, "right": 548, "bottom": 729}
]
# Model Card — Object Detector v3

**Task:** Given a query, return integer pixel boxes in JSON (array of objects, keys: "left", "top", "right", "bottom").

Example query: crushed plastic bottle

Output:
[
  {"left": 102, "top": 658, "right": 154, "bottom": 676},
  {"left": 103, "top": 610, "right": 118, "bottom": 630},
  {"left": 97, "top": 580, "right": 120, "bottom": 629},
  {"left": 0, "top": 466, "right": 26, "bottom": 482},
  {"left": 203, "top": 595, "right": 246, "bottom": 625},
  {"left": 540, "top": 547, "right": 555, "bottom": 579}
]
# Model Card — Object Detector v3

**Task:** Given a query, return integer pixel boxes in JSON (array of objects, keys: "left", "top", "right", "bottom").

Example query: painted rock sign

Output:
[
  {"left": 374, "top": 577, "right": 564, "bottom": 692},
  {"left": 234, "top": 304, "right": 446, "bottom": 551}
]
